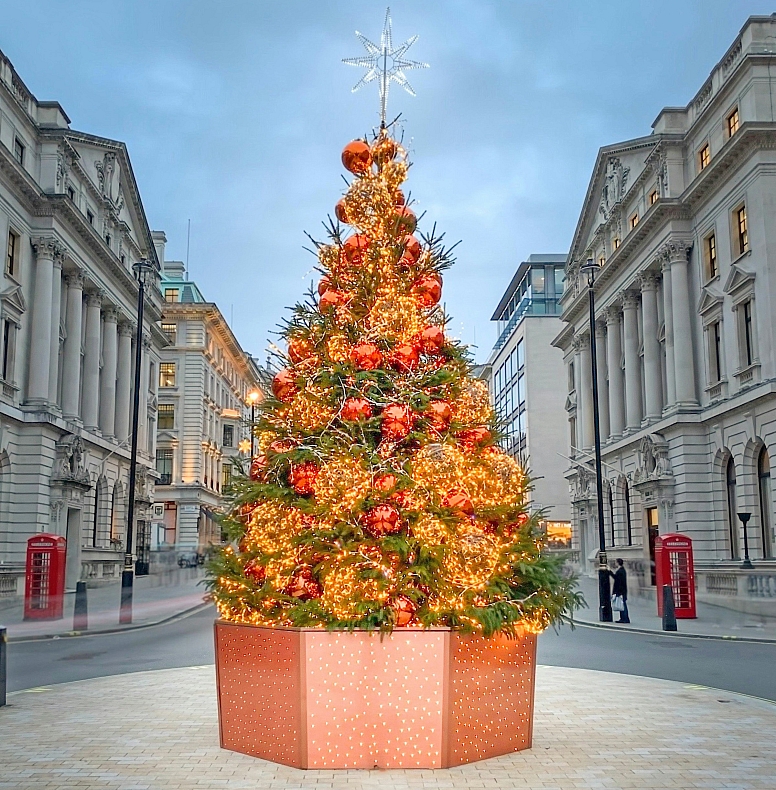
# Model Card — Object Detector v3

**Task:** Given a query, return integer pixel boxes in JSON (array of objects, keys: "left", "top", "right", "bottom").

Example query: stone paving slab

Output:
[{"left": 1, "top": 664, "right": 775, "bottom": 789}]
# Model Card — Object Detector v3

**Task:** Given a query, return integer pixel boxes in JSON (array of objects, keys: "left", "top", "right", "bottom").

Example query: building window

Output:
[
  {"left": 67, "top": 186, "right": 75, "bottom": 201},
  {"left": 105, "top": 234, "right": 111, "bottom": 248},
  {"left": 164, "top": 288, "right": 179, "bottom": 303},
  {"left": 698, "top": 143, "right": 710, "bottom": 171},
  {"left": 86, "top": 209, "right": 94, "bottom": 226},
  {"left": 649, "top": 188, "right": 658, "bottom": 205},
  {"left": 159, "top": 362, "right": 176, "bottom": 388},
  {"left": 704, "top": 232, "right": 717, "bottom": 280},
  {"left": 161, "top": 322, "right": 177, "bottom": 344},
  {"left": 598, "top": 255, "right": 605, "bottom": 268},
  {"left": 1, "top": 319, "right": 15, "bottom": 382},
  {"left": 608, "top": 485, "right": 616, "bottom": 547},
  {"left": 741, "top": 300, "right": 754, "bottom": 367},
  {"left": 6, "top": 229, "right": 19, "bottom": 277},
  {"left": 727, "top": 107, "right": 740, "bottom": 138},
  {"left": 156, "top": 449, "right": 173, "bottom": 486},
  {"left": 223, "top": 424, "right": 234, "bottom": 447},
  {"left": 120, "top": 254, "right": 126, "bottom": 265},
  {"left": 629, "top": 213, "right": 639, "bottom": 230},
  {"left": 759, "top": 447, "right": 772, "bottom": 559},
  {"left": 13, "top": 137, "right": 25, "bottom": 166},
  {"left": 726, "top": 457, "right": 739, "bottom": 559},
  {"left": 735, "top": 205, "right": 748, "bottom": 255},
  {"left": 222, "top": 464, "right": 232, "bottom": 489},
  {"left": 613, "top": 237, "right": 620, "bottom": 250},
  {"left": 624, "top": 481, "right": 632, "bottom": 546},
  {"left": 157, "top": 403, "right": 174, "bottom": 430},
  {"left": 708, "top": 320, "right": 723, "bottom": 383}
]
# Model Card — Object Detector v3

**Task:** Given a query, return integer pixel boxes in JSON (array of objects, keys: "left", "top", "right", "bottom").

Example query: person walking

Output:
[{"left": 610, "top": 558, "right": 630, "bottom": 624}]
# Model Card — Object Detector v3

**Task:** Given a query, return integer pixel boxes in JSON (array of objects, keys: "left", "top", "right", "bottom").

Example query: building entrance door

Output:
[
  {"left": 136, "top": 520, "right": 151, "bottom": 576},
  {"left": 646, "top": 506, "right": 659, "bottom": 585},
  {"left": 64, "top": 508, "right": 82, "bottom": 591}
]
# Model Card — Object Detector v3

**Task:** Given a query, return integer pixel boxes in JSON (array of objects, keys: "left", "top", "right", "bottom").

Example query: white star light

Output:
[{"left": 343, "top": 7, "right": 429, "bottom": 125}]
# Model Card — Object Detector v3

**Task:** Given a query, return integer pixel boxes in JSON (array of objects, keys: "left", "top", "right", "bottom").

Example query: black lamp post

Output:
[
  {"left": 120, "top": 258, "right": 154, "bottom": 625},
  {"left": 582, "top": 257, "right": 613, "bottom": 623},
  {"left": 247, "top": 390, "right": 261, "bottom": 458},
  {"left": 738, "top": 512, "right": 754, "bottom": 569}
]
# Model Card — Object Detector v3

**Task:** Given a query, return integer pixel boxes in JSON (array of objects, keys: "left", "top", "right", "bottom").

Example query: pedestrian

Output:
[{"left": 610, "top": 558, "right": 630, "bottom": 624}]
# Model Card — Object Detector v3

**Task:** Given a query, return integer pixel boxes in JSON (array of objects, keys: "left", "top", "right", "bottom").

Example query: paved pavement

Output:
[
  {"left": 573, "top": 573, "right": 776, "bottom": 641},
  {"left": 0, "top": 568, "right": 209, "bottom": 640},
  {"left": 2, "top": 663, "right": 775, "bottom": 789}
]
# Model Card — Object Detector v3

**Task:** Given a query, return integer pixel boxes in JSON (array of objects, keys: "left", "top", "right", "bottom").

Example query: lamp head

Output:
[
  {"left": 132, "top": 258, "right": 154, "bottom": 283},
  {"left": 737, "top": 511, "right": 752, "bottom": 525},
  {"left": 246, "top": 389, "right": 261, "bottom": 405}
]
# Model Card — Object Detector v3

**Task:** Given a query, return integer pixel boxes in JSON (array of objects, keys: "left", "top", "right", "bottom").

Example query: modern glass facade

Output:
[{"left": 493, "top": 337, "right": 526, "bottom": 456}]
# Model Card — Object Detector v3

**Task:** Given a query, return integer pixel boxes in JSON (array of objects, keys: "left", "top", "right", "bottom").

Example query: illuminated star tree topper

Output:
[{"left": 343, "top": 7, "right": 429, "bottom": 127}]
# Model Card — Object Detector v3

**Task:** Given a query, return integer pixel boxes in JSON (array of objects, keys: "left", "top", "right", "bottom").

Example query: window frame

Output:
[
  {"left": 5, "top": 228, "right": 20, "bottom": 279},
  {"left": 726, "top": 107, "right": 740, "bottom": 138},
  {"left": 159, "top": 362, "right": 176, "bottom": 388},
  {"left": 629, "top": 213, "right": 639, "bottom": 230},
  {"left": 164, "top": 288, "right": 179, "bottom": 303},
  {"left": 649, "top": 188, "right": 659, "bottom": 206},
  {"left": 703, "top": 231, "right": 718, "bottom": 280},
  {"left": 157, "top": 403, "right": 175, "bottom": 430},
  {"left": 222, "top": 423, "right": 234, "bottom": 448},
  {"left": 161, "top": 322, "right": 177, "bottom": 345},
  {"left": 758, "top": 447, "right": 773, "bottom": 559},
  {"left": 734, "top": 204, "right": 749, "bottom": 257},
  {"left": 698, "top": 143, "right": 711, "bottom": 171},
  {"left": 726, "top": 456, "right": 739, "bottom": 559},
  {"left": 156, "top": 448, "right": 174, "bottom": 486},
  {"left": 13, "top": 137, "right": 25, "bottom": 166},
  {"left": 707, "top": 319, "right": 723, "bottom": 384}
]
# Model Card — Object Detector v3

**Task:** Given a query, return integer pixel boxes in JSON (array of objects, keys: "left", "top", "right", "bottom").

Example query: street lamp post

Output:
[
  {"left": 120, "top": 258, "right": 154, "bottom": 625},
  {"left": 247, "top": 390, "right": 261, "bottom": 457},
  {"left": 582, "top": 257, "right": 613, "bottom": 623},
  {"left": 738, "top": 512, "right": 754, "bottom": 570}
]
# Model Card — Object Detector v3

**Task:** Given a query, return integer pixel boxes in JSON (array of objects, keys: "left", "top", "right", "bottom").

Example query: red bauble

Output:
[
  {"left": 272, "top": 369, "right": 298, "bottom": 402},
  {"left": 319, "top": 289, "right": 347, "bottom": 313},
  {"left": 426, "top": 400, "right": 452, "bottom": 431},
  {"left": 341, "top": 397, "right": 373, "bottom": 422},
  {"left": 442, "top": 488, "right": 475, "bottom": 516},
  {"left": 285, "top": 566, "right": 323, "bottom": 600},
  {"left": 390, "top": 343, "right": 419, "bottom": 372},
  {"left": 342, "top": 234, "right": 369, "bottom": 266},
  {"left": 362, "top": 504, "right": 401, "bottom": 537},
  {"left": 249, "top": 455, "right": 267, "bottom": 481},
  {"left": 236, "top": 502, "right": 255, "bottom": 522},
  {"left": 335, "top": 199, "right": 350, "bottom": 224},
  {"left": 412, "top": 273, "right": 443, "bottom": 307},
  {"left": 391, "top": 488, "right": 414, "bottom": 509},
  {"left": 457, "top": 426, "right": 492, "bottom": 449},
  {"left": 269, "top": 438, "right": 296, "bottom": 454},
  {"left": 318, "top": 275, "right": 332, "bottom": 297},
  {"left": 516, "top": 512, "right": 530, "bottom": 528},
  {"left": 288, "top": 461, "right": 319, "bottom": 496},
  {"left": 396, "top": 206, "right": 417, "bottom": 233},
  {"left": 393, "top": 594, "right": 417, "bottom": 627},
  {"left": 482, "top": 519, "right": 500, "bottom": 535},
  {"left": 350, "top": 342, "right": 382, "bottom": 371},
  {"left": 418, "top": 326, "right": 445, "bottom": 354},
  {"left": 288, "top": 336, "right": 313, "bottom": 364},
  {"left": 341, "top": 140, "right": 372, "bottom": 174},
  {"left": 372, "top": 137, "right": 398, "bottom": 162},
  {"left": 403, "top": 235, "right": 422, "bottom": 263},
  {"left": 381, "top": 404, "right": 413, "bottom": 441},
  {"left": 373, "top": 472, "right": 398, "bottom": 493},
  {"left": 244, "top": 558, "right": 266, "bottom": 585}
]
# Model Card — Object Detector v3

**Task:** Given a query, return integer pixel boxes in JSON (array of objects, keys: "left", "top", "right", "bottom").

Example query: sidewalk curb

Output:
[
  {"left": 569, "top": 615, "right": 776, "bottom": 644},
  {"left": 4, "top": 600, "right": 213, "bottom": 644}
]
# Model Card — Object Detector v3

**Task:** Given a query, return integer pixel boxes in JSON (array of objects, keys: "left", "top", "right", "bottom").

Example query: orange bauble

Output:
[
  {"left": 341, "top": 397, "right": 373, "bottom": 421},
  {"left": 243, "top": 559, "right": 266, "bottom": 585},
  {"left": 350, "top": 342, "right": 382, "bottom": 371},
  {"left": 318, "top": 275, "right": 332, "bottom": 296},
  {"left": 342, "top": 234, "right": 370, "bottom": 266},
  {"left": 269, "top": 438, "right": 297, "bottom": 454},
  {"left": 396, "top": 206, "right": 417, "bottom": 234},
  {"left": 373, "top": 473, "right": 398, "bottom": 493},
  {"left": 393, "top": 594, "right": 417, "bottom": 626},
  {"left": 418, "top": 326, "right": 445, "bottom": 354},
  {"left": 319, "top": 289, "right": 348, "bottom": 313},
  {"left": 372, "top": 136, "right": 398, "bottom": 162},
  {"left": 426, "top": 400, "right": 453, "bottom": 430},
  {"left": 249, "top": 455, "right": 267, "bottom": 481},
  {"left": 441, "top": 488, "right": 475, "bottom": 516},
  {"left": 288, "top": 460, "right": 319, "bottom": 496},
  {"left": 362, "top": 504, "right": 401, "bottom": 537},
  {"left": 389, "top": 343, "right": 419, "bottom": 372},
  {"left": 272, "top": 369, "right": 298, "bottom": 402},
  {"left": 335, "top": 199, "right": 350, "bottom": 224},
  {"left": 457, "top": 426, "right": 492, "bottom": 449},
  {"left": 413, "top": 273, "right": 443, "bottom": 307},
  {"left": 288, "top": 336, "right": 314, "bottom": 364},
  {"left": 341, "top": 140, "right": 372, "bottom": 174},
  {"left": 285, "top": 566, "right": 323, "bottom": 600},
  {"left": 403, "top": 235, "right": 422, "bottom": 263},
  {"left": 381, "top": 403, "right": 413, "bottom": 441},
  {"left": 516, "top": 512, "right": 530, "bottom": 528}
]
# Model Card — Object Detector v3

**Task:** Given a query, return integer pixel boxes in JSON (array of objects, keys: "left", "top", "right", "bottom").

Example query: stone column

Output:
[
  {"left": 82, "top": 291, "right": 103, "bottom": 431},
  {"left": 661, "top": 256, "right": 676, "bottom": 408},
  {"left": 99, "top": 307, "right": 119, "bottom": 437},
  {"left": 579, "top": 333, "right": 594, "bottom": 450},
  {"left": 573, "top": 340, "right": 583, "bottom": 455},
  {"left": 138, "top": 337, "right": 151, "bottom": 453},
  {"left": 48, "top": 256, "right": 64, "bottom": 406},
  {"left": 27, "top": 239, "right": 60, "bottom": 403},
  {"left": 639, "top": 272, "right": 663, "bottom": 421},
  {"left": 668, "top": 240, "right": 697, "bottom": 405},
  {"left": 594, "top": 320, "right": 610, "bottom": 441},
  {"left": 622, "top": 291, "right": 642, "bottom": 431},
  {"left": 61, "top": 270, "right": 84, "bottom": 419},
  {"left": 114, "top": 321, "right": 133, "bottom": 443},
  {"left": 605, "top": 306, "right": 625, "bottom": 437}
]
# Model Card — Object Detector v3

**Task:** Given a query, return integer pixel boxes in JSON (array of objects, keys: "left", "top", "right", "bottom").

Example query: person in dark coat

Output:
[{"left": 609, "top": 558, "right": 630, "bottom": 623}]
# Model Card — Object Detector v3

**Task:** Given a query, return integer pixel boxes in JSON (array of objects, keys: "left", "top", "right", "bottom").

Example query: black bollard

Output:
[
  {"left": 662, "top": 584, "right": 678, "bottom": 631},
  {"left": 0, "top": 626, "right": 6, "bottom": 707},
  {"left": 73, "top": 580, "right": 88, "bottom": 631}
]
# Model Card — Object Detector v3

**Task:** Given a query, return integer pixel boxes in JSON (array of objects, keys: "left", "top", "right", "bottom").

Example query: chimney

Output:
[{"left": 151, "top": 230, "right": 167, "bottom": 268}]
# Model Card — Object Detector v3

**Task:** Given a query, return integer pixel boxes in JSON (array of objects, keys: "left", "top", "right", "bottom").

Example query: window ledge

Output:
[
  {"left": 731, "top": 249, "right": 752, "bottom": 266},
  {"left": 705, "top": 379, "right": 727, "bottom": 402},
  {"left": 703, "top": 273, "right": 720, "bottom": 287},
  {"left": 734, "top": 362, "right": 761, "bottom": 387}
]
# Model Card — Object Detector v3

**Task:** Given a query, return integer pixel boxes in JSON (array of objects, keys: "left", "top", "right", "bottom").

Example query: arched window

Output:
[
  {"left": 758, "top": 447, "right": 772, "bottom": 559},
  {"left": 726, "top": 457, "right": 739, "bottom": 559},
  {"left": 92, "top": 482, "right": 101, "bottom": 547}
]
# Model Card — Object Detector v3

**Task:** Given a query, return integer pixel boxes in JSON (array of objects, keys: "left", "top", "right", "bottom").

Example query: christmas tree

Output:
[{"left": 208, "top": 130, "right": 580, "bottom": 636}]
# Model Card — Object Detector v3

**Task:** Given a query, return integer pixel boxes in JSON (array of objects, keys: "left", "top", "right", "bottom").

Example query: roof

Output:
[{"left": 490, "top": 254, "right": 566, "bottom": 321}]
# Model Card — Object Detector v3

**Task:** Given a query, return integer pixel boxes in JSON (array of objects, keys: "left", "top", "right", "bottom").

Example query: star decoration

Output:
[
  {"left": 238, "top": 439, "right": 252, "bottom": 455},
  {"left": 343, "top": 7, "right": 429, "bottom": 125}
]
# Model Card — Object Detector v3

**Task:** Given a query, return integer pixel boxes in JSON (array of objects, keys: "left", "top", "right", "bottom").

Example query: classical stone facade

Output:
[
  {"left": 154, "top": 235, "right": 262, "bottom": 553},
  {"left": 553, "top": 17, "right": 776, "bottom": 614},
  {"left": 0, "top": 50, "right": 165, "bottom": 596}
]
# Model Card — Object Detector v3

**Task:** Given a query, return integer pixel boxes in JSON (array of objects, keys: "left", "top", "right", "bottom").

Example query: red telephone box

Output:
[
  {"left": 655, "top": 533, "right": 696, "bottom": 619},
  {"left": 24, "top": 534, "right": 66, "bottom": 621}
]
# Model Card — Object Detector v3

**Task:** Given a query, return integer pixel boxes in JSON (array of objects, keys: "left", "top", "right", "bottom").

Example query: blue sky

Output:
[{"left": 2, "top": 0, "right": 771, "bottom": 361}]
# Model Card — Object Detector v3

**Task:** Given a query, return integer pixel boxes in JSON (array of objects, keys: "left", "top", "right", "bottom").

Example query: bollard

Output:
[
  {"left": 0, "top": 626, "right": 6, "bottom": 707},
  {"left": 73, "top": 580, "right": 88, "bottom": 631},
  {"left": 662, "top": 584, "right": 678, "bottom": 631}
]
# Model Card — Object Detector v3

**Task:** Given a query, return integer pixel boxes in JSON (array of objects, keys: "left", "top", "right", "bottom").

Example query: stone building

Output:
[
  {"left": 0, "top": 49, "right": 165, "bottom": 596},
  {"left": 486, "top": 254, "right": 572, "bottom": 549},
  {"left": 154, "top": 234, "right": 262, "bottom": 553},
  {"left": 553, "top": 16, "right": 776, "bottom": 614}
]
